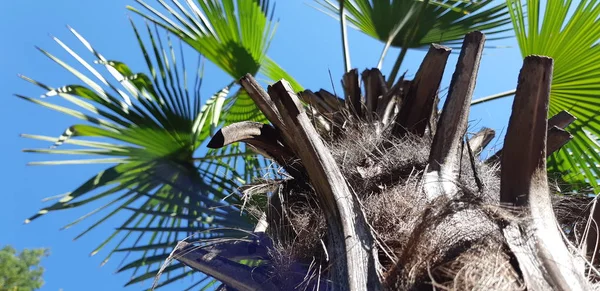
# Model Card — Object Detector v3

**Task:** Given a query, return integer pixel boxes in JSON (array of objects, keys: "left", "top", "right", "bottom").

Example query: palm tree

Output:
[
  {"left": 177, "top": 32, "right": 596, "bottom": 290},
  {"left": 23, "top": 0, "right": 596, "bottom": 289}
]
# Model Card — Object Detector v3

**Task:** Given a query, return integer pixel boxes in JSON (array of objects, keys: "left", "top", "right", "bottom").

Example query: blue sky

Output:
[{"left": 0, "top": 1, "right": 522, "bottom": 290}]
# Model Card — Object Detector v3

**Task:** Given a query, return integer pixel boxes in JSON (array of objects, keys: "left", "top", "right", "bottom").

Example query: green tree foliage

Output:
[
  {"left": 0, "top": 246, "right": 48, "bottom": 291},
  {"left": 18, "top": 1, "right": 296, "bottom": 288}
]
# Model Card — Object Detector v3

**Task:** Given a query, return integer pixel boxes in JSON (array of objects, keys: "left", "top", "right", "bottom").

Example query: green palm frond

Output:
[
  {"left": 316, "top": 0, "right": 512, "bottom": 84},
  {"left": 316, "top": 0, "right": 512, "bottom": 48},
  {"left": 508, "top": 0, "right": 600, "bottom": 193},
  {"left": 128, "top": 0, "right": 302, "bottom": 131},
  {"left": 128, "top": 0, "right": 302, "bottom": 89},
  {"left": 19, "top": 23, "right": 257, "bottom": 289}
]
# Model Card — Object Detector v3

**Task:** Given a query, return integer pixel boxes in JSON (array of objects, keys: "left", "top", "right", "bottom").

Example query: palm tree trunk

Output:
[{"left": 175, "top": 32, "right": 594, "bottom": 291}]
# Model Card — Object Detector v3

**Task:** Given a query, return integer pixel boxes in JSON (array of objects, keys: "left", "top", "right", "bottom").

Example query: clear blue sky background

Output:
[{"left": 0, "top": 1, "right": 522, "bottom": 290}]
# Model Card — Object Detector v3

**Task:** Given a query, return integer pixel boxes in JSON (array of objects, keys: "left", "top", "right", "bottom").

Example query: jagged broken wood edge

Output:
[
  {"left": 393, "top": 44, "right": 451, "bottom": 136},
  {"left": 201, "top": 75, "right": 382, "bottom": 290},
  {"left": 500, "top": 56, "right": 590, "bottom": 291},
  {"left": 167, "top": 35, "right": 588, "bottom": 291},
  {"left": 486, "top": 111, "right": 575, "bottom": 164},
  {"left": 424, "top": 31, "right": 485, "bottom": 201},
  {"left": 267, "top": 80, "right": 381, "bottom": 291}
]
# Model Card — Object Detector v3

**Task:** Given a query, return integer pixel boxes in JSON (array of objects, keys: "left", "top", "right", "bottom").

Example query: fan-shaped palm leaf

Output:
[
  {"left": 508, "top": 0, "right": 600, "bottom": 193},
  {"left": 317, "top": 0, "right": 512, "bottom": 47},
  {"left": 19, "top": 23, "right": 260, "bottom": 289},
  {"left": 316, "top": 0, "right": 512, "bottom": 83},
  {"left": 128, "top": 0, "right": 302, "bottom": 124}
]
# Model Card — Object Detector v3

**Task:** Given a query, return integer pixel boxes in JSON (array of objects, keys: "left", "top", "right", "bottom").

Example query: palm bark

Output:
[{"left": 172, "top": 32, "right": 594, "bottom": 291}]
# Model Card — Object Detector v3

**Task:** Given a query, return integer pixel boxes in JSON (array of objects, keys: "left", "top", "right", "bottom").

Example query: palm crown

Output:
[{"left": 16, "top": 0, "right": 600, "bottom": 289}]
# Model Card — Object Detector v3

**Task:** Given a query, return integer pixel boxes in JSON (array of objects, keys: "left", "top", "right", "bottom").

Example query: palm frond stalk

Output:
[
  {"left": 170, "top": 32, "right": 598, "bottom": 290},
  {"left": 508, "top": 0, "right": 600, "bottom": 194}
]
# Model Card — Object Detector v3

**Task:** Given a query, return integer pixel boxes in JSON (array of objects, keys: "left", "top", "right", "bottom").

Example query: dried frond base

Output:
[{"left": 185, "top": 33, "right": 596, "bottom": 291}]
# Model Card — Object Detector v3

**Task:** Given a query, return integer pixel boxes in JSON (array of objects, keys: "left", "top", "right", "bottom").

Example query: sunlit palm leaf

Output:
[
  {"left": 128, "top": 0, "right": 301, "bottom": 87},
  {"left": 128, "top": 0, "right": 302, "bottom": 137},
  {"left": 315, "top": 0, "right": 512, "bottom": 84},
  {"left": 508, "top": 0, "right": 600, "bottom": 193},
  {"left": 19, "top": 24, "right": 256, "bottom": 289},
  {"left": 316, "top": 0, "right": 512, "bottom": 48}
]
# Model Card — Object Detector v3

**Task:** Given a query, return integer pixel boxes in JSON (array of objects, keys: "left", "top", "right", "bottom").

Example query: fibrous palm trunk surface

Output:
[{"left": 172, "top": 32, "right": 598, "bottom": 291}]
